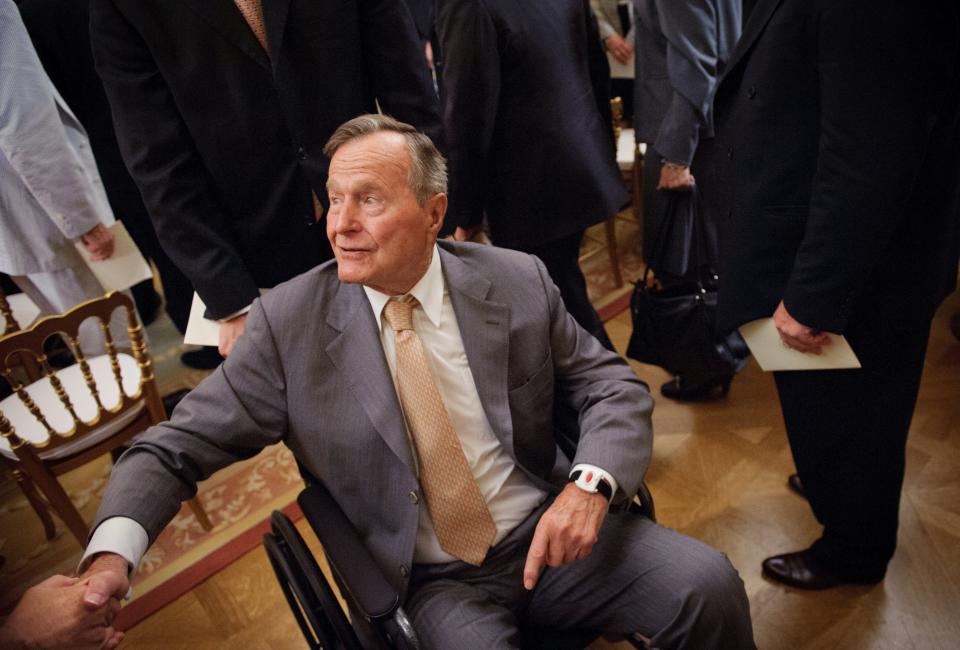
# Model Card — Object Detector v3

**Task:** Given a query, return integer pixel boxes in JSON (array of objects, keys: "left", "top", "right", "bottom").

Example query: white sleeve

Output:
[
  {"left": 0, "top": 2, "right": 108, "bottom": 240},
  {"left": 78, "top": 516, "right": 149, "bottom": 592}
]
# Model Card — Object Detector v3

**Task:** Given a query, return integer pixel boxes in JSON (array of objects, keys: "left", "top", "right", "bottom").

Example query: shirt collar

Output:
[{"left": 363, "top": 245, "right": 444, "bottom": 330}]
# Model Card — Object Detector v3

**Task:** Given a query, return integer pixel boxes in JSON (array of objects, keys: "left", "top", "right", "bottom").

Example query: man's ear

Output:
[{"left": 426, "top": 193, "right": 448, "bottom": 234}]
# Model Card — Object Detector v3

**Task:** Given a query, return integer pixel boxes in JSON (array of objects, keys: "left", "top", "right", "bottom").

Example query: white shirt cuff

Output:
[
  {"left": 217, "top": 304, "right": 252, "bottom": 322},
  {"left": 570, "top": 463, "right": 619, "bottom": 502},
  {"left": 79, "top": 517, "right": 149, "bottom": 599}
]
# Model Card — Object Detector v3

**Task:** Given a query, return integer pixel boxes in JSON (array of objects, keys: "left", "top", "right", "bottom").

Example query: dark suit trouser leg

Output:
[
  {"left": 521, "top": 231, "right": 613, "bottom": 351},
  {"left": 773, "top": 285, "right": 934, "bottom": 576},
  {"left": 119, "top": 212, "right": 194, "bottom": 334},
  {"left": 406, "top": 503, "right": 755, "bottom": 649}
]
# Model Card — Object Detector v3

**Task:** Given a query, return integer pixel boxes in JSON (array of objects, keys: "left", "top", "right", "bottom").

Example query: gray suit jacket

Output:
[
  {"left": 94, "top": 241, "right": 653, "bottom": 597},
  {"left": 632, "top": 0, "right": 741, "bottom": 165}
]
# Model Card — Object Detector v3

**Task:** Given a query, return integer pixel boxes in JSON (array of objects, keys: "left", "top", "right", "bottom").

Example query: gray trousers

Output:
[{"left": 407, "top": 500, "right": 755, "bottom": 649}]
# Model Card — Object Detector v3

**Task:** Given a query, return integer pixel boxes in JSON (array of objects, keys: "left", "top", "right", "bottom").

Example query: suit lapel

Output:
[
  {"left": 723, "top": 0, "right": 785, "bottom": 78},
  {"left": 262, "top": 0, "right": 292, "bottom": 72},
  {"left": 324, "top": 282, "right": 417, "bottom": 473},
  {"left": 178, "top": 0, "right": 271, "bottom": 70},
  {"left": 439, "top": 248, "right": 515, "bottom": 452}
]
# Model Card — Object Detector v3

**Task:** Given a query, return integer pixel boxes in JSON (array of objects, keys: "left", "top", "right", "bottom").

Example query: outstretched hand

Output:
[
  {"left": 773, "top": 300, "right": 832, "bottom": 354},
  {"left": 80, "top": 553, "right": 129, "bottom": 611},
  {"left": 0, "top": 574, "right": 124, "bottom": 649},
  {"left": 523, "top": 482, "right": 608, "bottom": 590}
]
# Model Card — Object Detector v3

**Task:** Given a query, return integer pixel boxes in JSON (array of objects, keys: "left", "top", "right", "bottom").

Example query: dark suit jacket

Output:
[
  {"left": 711, "top": 0, "right": 960, "bottom": 334},
  {"left": 93, "top": 242, "right": 653, "bottom": 599},
  {"left": 90, "top": 0, "right": 442, "bottom": 319},
  {"left": 436, "top": 0, "right": 627, "bottom": 248}
]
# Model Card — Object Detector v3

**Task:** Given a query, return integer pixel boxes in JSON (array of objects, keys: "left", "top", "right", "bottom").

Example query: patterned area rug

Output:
[{"left": 0, "top": 210, "right": 643, "bottom": 625}]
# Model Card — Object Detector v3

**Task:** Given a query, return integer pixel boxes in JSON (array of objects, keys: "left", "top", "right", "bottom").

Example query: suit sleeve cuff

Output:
[
  {"left": 570, "top": 463, "right": 619, "bottom": 502},
  {"left": 79, "top": 517, "right": 149, "bottom": 599}
]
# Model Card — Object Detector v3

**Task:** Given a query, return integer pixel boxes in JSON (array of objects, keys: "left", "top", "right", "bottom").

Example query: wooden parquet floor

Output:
[{"left": 118, "top": 289, "right": 960, "bottom": 649}]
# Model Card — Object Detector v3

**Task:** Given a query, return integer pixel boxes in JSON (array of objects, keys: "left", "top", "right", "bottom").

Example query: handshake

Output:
[{"left": 0, "top": 554, "right": 128, "bottom": 650}]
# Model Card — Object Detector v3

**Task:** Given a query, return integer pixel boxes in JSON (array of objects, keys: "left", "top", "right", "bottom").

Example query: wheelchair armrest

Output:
[{"left": 297, "top": 483, "right": 400, "bottom": 622}]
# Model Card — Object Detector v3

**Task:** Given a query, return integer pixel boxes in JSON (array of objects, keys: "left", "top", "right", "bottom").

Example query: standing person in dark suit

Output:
[
  {"left": 436, "top": 0, "right": 627, "bottom": 350},
  {"left": 90, "top": 0, "right": 442, "bottom": 357},
  {"left": 632, "top": 0, "right": 744, "bottom": 401},
  {"left": 16, "top": 0, "right": 220, "bottom": 369},
  {"left": 711, "top": 0, "right": 960, "bottom": 588}
]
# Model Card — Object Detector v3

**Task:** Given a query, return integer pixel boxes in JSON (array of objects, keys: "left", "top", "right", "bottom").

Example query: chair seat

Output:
[
  {"left": 0, "top": 353, "right": 144, "bottom": 461},
  {"left": 617, "top": 129, "right": 646, "bottom": 171}
]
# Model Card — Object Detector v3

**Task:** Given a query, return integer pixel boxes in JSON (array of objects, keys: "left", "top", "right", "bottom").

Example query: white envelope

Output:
[
  {"left": 184, "top": 290, "right": 268, "bottom": 347},
  {"left": 739, "top": 318, "right": 861, "bottom": 371},
  {"left": 74, "top": 222, "right": 153, "bottom": 291},
  {"left": 7, "top": 292, "right": 41, "bottom": 329}
]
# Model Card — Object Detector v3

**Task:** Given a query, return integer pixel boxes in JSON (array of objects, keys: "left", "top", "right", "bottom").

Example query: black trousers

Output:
[
  {"left": 773, "top": 277, "right": 935, "bottom": 577},
  {"left": 521, "top": 230, "right": 613, "bottom": 351},
  {"left": 119, "top": 209, "right": 194, "bottom": 334}
]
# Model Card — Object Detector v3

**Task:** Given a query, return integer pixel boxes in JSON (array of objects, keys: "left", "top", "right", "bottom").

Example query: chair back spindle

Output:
[{"left": 0, "top": 292, "right": 147, "bottom": 451}]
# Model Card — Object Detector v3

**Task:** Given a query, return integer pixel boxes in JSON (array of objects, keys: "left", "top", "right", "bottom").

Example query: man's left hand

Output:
[
  {"left": 773, "top": 300, "right": 832, "bottom": 354},
  {"left": 523, "top": 482, "right": 608, "bottom": 590},
  {"left": 657, "top": 165, "right": 695, "bottom": 191},
  {"left": 79, "top": 223, "right": 115, "bottom": 261}
]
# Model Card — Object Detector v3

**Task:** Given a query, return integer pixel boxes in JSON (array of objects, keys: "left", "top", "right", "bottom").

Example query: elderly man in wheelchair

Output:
[{"left": 13, "top": 115, "right": 754, "bottom": 649}]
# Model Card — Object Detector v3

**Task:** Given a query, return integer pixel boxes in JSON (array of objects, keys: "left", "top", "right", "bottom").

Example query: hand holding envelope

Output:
[
  {"left": 739, "top": 301, "right": 860, "bottom": 372},
  {"left": 772, "top": 301, "right": 832, "bottom": 354},
  {"left": 73, "top": 222, "right": 153, "bottom": 291}
]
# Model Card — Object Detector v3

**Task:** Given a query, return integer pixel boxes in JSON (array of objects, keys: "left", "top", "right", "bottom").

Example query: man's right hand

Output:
[
  {"left": 604, "top": 33, "right": 634, "bottom": 66},
  {"left": 80, "top": 553, "right": 130, "bottom": 611},
  {"left": 0, "top": 574, "right": 123, "bottom": 649}
]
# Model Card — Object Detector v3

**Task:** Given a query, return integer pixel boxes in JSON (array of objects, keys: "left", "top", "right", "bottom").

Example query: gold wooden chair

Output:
[
  {"left": 0, "top": 291, "right": 211, "bottom": 546},
  {"left": 0, "top": 286, "right": 43, "bottom": 381},
  {"left": 0, "top": 287, "right": 20, "bottom": 336}
]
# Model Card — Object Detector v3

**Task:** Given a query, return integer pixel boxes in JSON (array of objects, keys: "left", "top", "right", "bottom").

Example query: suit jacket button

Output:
[
  {"left": 408, "top": 490, "right": 419, "bottom": 504},
  {"left": 399, "top": 565, "right": 409, "bottom": 578},
  {"left": 727, "top": 147, "right": 734, "bottom": 159},
  {"left": 748, "top": 86, "right": 757, "bottom": 99},
  {"left": 297, "top": 146, "right": 308, "bottom": 160}
]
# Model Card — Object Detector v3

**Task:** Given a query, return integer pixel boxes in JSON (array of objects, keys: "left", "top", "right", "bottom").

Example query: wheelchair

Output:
[{"left": 264, "top": 415, "right": 656, "bottom": 649}]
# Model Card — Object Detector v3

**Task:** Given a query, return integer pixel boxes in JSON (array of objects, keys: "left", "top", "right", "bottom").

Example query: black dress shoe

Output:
[
  {"left": 180, "top": 346, "right": 222, "bottom": 370},
  {"left": 162, "top": 388, "right": 191, "bottom": 416},
  {"left": 660, "top": 374, "right": 733, "bottom": 402},
  {"left": 762, "top": 550, "right": 883, "bottom": 590},
  {"left": 787, "top": 473, "right": 805, "bottom": 498}
]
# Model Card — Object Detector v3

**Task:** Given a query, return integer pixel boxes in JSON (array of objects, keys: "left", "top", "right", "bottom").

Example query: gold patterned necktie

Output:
[
  {"left": 233, "top": 0, "right": 270, "bottom": 54},
  {"left": 383, "top": 297, "right": 496, "bottom": 566}
]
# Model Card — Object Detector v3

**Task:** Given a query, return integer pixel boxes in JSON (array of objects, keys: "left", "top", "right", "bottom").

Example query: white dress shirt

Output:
[{"left": 83, "top": 246, "right": 617, "bottom": 573}]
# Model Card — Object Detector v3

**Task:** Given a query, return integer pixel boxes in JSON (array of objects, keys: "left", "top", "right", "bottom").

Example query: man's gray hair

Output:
[{"left": 323, "top": 114, "right": 447, "bottom": 205}]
